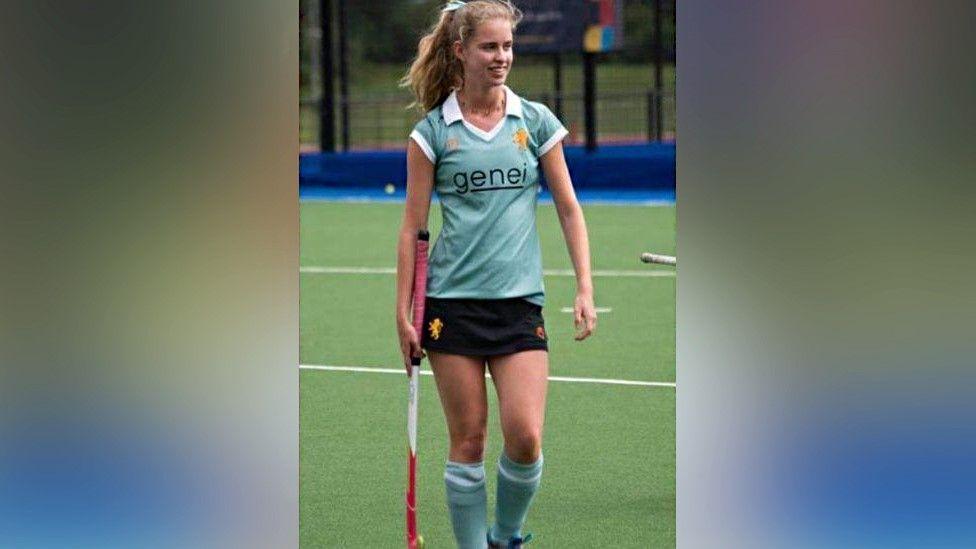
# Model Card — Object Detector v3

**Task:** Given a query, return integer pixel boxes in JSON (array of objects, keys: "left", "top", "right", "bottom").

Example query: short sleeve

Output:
[
  {"left": 409, "top": 116, "right": 438, "bottom": 164},
  {"left": 533, "top": 105, "right": 568, "bottom": 157}
]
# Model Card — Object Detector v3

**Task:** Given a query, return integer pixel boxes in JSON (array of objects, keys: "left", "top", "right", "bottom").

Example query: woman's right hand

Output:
[{"left": 397, "top": 318, "right": 424, "bottom": 375}]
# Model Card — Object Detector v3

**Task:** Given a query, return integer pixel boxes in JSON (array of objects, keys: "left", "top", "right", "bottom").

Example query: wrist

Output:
[{"left": 397, "top": 311, "right": 412, "bottom": 327}]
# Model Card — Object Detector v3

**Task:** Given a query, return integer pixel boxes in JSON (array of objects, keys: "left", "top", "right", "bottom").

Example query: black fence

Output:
[{"left": 300, "top": 0, "right": 675, "bottom": 151}]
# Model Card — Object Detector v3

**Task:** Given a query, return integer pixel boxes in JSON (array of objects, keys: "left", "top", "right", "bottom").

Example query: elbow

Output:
[{"left": 557, "top": 201, "right": 583, "bottom": 225}]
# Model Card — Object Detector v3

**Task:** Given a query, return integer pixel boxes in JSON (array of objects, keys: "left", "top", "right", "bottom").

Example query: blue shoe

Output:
[{"left": 487, "top": 532, "right": 533, "bottom": 548}]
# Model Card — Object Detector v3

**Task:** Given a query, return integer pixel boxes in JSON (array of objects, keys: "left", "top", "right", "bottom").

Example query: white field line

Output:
[
  {"left": 300, "top": 266, "right": 674, "bottom": 278},
  {"left": 560, "top": 307, "right": 613, "bottom": 314},
  {"left": 299, "top": 364, "right": 675, "bottom": 388}
]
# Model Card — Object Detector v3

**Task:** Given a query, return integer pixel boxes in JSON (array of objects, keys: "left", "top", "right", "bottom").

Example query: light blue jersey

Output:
[{"left": 410, "top": 87, "right": 568, "bottom": 306}]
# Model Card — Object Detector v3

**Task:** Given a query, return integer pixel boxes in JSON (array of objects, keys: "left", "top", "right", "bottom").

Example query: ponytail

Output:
[{"left": 401, "top": 1, "right": 523, "bottom": 113}]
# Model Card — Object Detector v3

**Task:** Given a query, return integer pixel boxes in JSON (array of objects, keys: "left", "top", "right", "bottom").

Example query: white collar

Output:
[{"left": 442, "top": 86, "right": 522, "bottom": 125}]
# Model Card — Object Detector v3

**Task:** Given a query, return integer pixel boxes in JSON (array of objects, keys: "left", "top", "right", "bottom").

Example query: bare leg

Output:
[
  {"left": 428, "top": 351, "right": 489, "bottom": 462},
  {"left": 487, "top": 350, "right": 549, "bottom": 463},
  {"left": 429, "top": 351, "right": 490, "bottom": 549},
  {"left": 486, "top": 350, "right": 549, "bottom": 543}
]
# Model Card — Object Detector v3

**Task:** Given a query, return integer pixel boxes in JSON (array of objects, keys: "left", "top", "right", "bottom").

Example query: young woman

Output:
[{"left": 395, "top": 2, "right": 596, "bottom": 547}]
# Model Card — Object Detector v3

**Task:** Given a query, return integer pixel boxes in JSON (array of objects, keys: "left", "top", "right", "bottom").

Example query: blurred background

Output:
[
  {"left": 5, "top": 0, "right": 976, "bottom": 546},
  {"left": 300, "top": 0, "right": 675, "bottom": 151}
]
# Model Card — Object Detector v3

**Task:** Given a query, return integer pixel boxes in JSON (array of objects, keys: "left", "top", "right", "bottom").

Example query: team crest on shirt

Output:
[
  {"left": 445, "top": 138, "right": 460, "bottom": 152},
  {"left": 428, "top": 318, "right": 443, "bottom": 340},
  {"left": 512, "top": 128, "right": 529, "bottom": 151}
]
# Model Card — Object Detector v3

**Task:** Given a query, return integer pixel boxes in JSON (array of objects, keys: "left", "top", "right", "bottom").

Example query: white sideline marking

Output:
[
  {"left": 301, "top": 266, "right": 395, "bottom": 275},
  {"left": 560, "top": 307, "right": 613, "bottom": 314},
  {"left": 299, "top": 364, "right": 675, "bottom": 388},
  {"left": 300, "top": 266, "right": 674, "bottom": 278}
]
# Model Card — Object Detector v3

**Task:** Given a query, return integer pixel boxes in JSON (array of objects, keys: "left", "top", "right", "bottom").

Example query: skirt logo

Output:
[{"left": 428, "top": 318, "right": 444, "bottom": 340}]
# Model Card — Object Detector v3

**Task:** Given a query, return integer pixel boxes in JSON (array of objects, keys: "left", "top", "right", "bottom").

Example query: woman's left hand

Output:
[{"left": 573, "top": 291, "right": 597, "bottom": 341}]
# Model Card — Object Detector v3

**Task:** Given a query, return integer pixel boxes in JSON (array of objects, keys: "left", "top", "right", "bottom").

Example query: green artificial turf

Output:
[{"left": 300, "top": 201, "right": 675, "bottom": 547}]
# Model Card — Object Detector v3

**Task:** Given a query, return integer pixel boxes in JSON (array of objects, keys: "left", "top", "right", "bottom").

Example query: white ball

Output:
[{"left": 384, "top": 183, "right": 395, "bottom": 194}]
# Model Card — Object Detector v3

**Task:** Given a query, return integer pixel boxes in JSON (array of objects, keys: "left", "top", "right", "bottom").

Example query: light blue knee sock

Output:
[
  {"left": 445, "top": 461, "right": 488, "bottom": 549},
  {"left": 489, "top": 452, "right": 543, "bottom": 543}
]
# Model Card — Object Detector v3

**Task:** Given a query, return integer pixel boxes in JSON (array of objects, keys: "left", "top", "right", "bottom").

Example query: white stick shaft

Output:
[
  {"left": 640, "top": 252, "right": 676, "bottom": 266},
  {"left": 407, "top": 365, "right": 419, "bottom": 454}
]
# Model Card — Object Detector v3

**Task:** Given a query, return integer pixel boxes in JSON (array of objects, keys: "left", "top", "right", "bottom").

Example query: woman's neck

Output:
[{"left": 458, "top": 85, "right": 505, "bottom": 117}]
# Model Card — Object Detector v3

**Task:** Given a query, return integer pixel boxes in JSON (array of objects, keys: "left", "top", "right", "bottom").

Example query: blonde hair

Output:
[{"left": 401, "top": 1, "right": 523, "bottom": 113}]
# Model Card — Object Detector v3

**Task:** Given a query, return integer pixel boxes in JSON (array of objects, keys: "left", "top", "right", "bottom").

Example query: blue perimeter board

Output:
[{"left": 299, "top": 142, "right": 675, "bottom": 205}]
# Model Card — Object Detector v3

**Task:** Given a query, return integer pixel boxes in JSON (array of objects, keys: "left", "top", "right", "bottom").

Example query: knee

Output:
[
  {"left": 451, "top": 430, "right": 486, "bottom": 463},
  {"left": 505, "top": 427, "right": 542, "bottom": 463}
]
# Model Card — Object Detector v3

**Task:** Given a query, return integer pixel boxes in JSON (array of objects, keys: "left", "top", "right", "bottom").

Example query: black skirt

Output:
[{"left": 420, "top": 297, "right": 549, "bottom": 356}]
